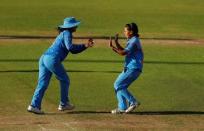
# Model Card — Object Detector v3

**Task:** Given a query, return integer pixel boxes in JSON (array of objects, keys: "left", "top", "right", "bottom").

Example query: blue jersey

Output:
[
  {"left": 44, "top": 30, "right": 86, "bottom": 61},
  {"left": 124, "top": 36, "right": 144, "bottom": 70}
]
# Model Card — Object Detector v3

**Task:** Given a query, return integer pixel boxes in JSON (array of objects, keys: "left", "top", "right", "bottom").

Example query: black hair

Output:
[
  {"left": 57, "top": 26, "right": 78, "bottom": 33},
  {"left": 57, "top": 27, "right": 70, "bottom": 33},
  {"left": 125, "top": 23, "right": 139, "bottom": 37}
]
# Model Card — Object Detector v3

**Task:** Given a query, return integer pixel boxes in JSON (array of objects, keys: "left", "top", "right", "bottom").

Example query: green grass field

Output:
[
  {"left": 0, "top": 40, "right": 204, "bottom": 130},
  {"left": 0, "top": 0, "right": 204, "bottom": 38},
  {"left": 0, "top": 0, "right": 204, "bottom": 130}
]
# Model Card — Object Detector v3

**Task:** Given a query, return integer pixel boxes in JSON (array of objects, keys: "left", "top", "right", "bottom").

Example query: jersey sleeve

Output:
[
  {"left": 63, "top": 31, "right": 73, "bottom": 50},
  {"left": 63, "top": 31, "right": 87, "bottom": 54}
]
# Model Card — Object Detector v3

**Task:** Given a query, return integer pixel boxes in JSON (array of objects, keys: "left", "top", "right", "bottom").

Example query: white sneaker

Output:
[
  {"left": 125, "top": 102, "right": 140, "bottom": 113},
  {"left": 58, "top": 103, "right": 75, "bottom": 111},
  {"left": 27, "top": 105, "right": 44, "bottom": 114},
  {"left": 111, "top": 108, "right": 125, "bottom": 114}
]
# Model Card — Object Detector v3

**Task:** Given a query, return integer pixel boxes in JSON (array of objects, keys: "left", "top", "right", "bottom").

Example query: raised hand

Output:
[{"left": 86, "top": 38, "right": 94, "bottom": 48}]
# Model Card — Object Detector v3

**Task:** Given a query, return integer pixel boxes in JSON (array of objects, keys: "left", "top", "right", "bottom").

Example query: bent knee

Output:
[
  {"left": 114, "top": 81, "right": 118, "bottom": 89},
  {"left": 114, "top": 81, "right": 122, "bottom": 91}
]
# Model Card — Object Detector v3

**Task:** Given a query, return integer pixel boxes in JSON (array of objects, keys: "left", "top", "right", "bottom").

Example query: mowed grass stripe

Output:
[
  {"left": 0, "top": 0, "right": 204, "bottom": 38},
  {"left": 0, "top": 42, "right": 204, "bottom": 130}
]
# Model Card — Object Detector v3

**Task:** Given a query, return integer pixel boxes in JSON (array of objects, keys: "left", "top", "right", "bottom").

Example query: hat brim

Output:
[{"left": 58, "top": 22, "right": 81, "bottom": 29}]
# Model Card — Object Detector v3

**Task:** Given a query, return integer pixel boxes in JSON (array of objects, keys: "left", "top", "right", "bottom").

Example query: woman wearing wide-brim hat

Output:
[{"left": 27, "top": 17, "right": 94, "bottom": 114}]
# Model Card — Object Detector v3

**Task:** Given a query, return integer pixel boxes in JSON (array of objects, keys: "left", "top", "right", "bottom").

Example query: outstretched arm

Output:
[
  {"left": 64, "top": 31, "right": 94, "bottom": 54},
  {"left": 70, "top": 38, "right": 94, "bottom": 54},
  {"left": 68, "top": 44, "right": 86, "bottom": 54}
]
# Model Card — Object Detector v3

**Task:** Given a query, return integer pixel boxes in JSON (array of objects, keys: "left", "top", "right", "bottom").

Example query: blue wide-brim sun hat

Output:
[{"left": 58, "top": 17, "right": 80, "bottom": 29}]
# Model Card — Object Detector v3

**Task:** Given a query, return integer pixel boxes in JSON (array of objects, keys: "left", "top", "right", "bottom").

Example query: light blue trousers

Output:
[
  {"left": 31, "top": 55, "right": 70, "bottom": 109},
  {"left": 114, "top": 68, "right": 141, "bottom": 110}
]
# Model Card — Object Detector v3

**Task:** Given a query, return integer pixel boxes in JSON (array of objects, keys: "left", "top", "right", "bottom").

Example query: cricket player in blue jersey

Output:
[
  {"left": 109, "top": 23, "right": 144, "bottom": 114},
  {"left": 27, "top": 17, "right": 94, "bottom": 114}
]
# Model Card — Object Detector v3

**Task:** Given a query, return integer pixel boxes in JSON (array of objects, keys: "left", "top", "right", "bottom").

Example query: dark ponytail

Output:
[{"left": 125, "top": 22, "right": 139, "bottom": 37}]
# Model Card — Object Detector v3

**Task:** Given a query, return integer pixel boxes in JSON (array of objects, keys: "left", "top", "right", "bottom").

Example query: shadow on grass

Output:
[
  {"left": 129, "top": 111, "right": 204, "bottom": 115},
  {"left": 0, "top": 35, "right": 197, "bottom": 41},
  {"left": 67, "top": 111, "right": 204, "bottom": 115},
  {"left": 0, "top": 59, "right": 204, "bottom": 65},
  {"left": 45, "top": 111, "right": 204, "bottom": 115},
  {"left": 1, "top": 59, "right": 204, "bottom": 73},
  {"left": 0, "top": 69, "right": 120, "bottom": 73}
]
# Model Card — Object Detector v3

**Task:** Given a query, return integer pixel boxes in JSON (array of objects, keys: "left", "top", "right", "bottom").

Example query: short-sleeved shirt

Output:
[
  {"left": 124, "top": 36, "right": 144, "bottom": 70},
  {"left": 44, "top": 30, "right": 86, "bottom": 61}
]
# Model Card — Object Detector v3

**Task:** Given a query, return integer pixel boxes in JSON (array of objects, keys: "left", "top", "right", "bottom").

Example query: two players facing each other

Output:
[{"left": 27, "top": 17, "right": 144, "bottom": 114}]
